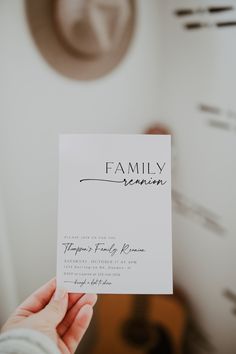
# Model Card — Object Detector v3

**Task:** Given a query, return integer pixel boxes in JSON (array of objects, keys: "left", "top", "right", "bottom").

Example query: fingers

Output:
[
  {"left": 37, "top": 288, "right": 68, "bottom": 327},
  {"left": 58, "top": 294, "right": 97, "bottom": 336},
  {"left": 16, "top": 278, "right": 56, "bottom": 316},
  {"left": 63, "top": 304, "right": 93, "bottom": 354},
  {"left": 67, "top": 293, "right": 84, "bottom": 311},
  {"left": 16, "top": 278, "right": 84, "bottom": 318}
]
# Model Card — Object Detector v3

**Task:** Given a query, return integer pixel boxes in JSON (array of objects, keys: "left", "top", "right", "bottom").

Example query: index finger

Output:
[
  {"left": 16, "top": 278, "right": 85, "bottom": 316},
  {"left": 16, "top": 278, "right": 57, "bottom": 315}
]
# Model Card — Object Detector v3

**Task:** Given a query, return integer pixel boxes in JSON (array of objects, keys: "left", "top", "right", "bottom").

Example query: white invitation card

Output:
[{"left": 57, "top": 134, "right": 172, "bottom": 294}]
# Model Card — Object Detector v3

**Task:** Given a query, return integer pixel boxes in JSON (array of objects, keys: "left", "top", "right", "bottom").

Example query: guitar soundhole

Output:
[
  {"left": 147, "top": 325, "right": 173, "bottom": 354},
  {"left": 121, "top": 318, "right": 151, "bottom": 347}
]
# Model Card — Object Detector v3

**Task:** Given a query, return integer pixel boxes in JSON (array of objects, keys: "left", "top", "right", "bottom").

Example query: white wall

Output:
[
  {"left": 0, "top": 0, "right": 162, "bottom": 304},
  {"left": 158, "top": 1, "right": 236, "bottom": 353}
]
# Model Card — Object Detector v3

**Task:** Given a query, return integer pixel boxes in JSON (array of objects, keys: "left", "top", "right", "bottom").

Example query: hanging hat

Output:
[{"left": 25, "top": 0, "right": 136, "bottom": 80}]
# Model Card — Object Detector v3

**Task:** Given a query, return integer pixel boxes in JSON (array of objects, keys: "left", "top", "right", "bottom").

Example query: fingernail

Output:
[{"left": 53, "top": 287, "right": 67, "bottom": 301}]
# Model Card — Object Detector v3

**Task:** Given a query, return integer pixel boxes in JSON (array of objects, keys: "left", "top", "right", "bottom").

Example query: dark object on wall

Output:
[
  {"left": 25, "top": 0, "right": 136, "bottom": 80},
  {"left": 216, "top": 21, "right": 236, "bottom": 28},
  {"left": 175, "top": 6, "right": 234, "bottom": 17},
  {"left": 184, "top": 21, "right": 236, "bottom": 30}
]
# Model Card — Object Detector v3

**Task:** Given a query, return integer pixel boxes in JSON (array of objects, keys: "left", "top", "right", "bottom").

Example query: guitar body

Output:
[{"left": 90, "top": 293, "right": 187, "bottom": 354}]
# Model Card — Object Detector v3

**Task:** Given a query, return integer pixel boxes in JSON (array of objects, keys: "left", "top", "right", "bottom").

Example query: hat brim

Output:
[{"left": 25, "top": 0, "right": 136, "bottom": 81}]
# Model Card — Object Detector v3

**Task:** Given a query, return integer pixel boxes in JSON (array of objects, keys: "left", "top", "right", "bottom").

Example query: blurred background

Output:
[{"left": 0, "top": 0, "right": 236, "bottom": 354}]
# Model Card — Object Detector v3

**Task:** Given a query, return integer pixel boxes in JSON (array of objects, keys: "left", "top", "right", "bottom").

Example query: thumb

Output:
[{"left": 38, "top": 288, "right": 68, "bottom": 327}]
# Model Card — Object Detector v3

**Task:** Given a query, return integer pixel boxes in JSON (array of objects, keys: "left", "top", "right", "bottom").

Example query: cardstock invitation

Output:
[{"left": 57, "top": 134, "right": 172, "bottom": 294}]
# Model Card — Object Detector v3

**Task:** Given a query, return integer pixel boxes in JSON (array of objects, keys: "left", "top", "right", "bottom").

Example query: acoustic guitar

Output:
[{"left": 90, "top": 290, "right": 188, "bottom": 354}]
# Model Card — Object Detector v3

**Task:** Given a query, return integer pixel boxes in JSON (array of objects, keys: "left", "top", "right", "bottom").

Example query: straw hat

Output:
[{"left": 25, "top": 0, "right": 136, "bottom": 80}]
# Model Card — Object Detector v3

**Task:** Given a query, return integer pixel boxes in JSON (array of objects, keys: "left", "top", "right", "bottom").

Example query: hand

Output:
[{"left": 1, "top": 278, "right": 97, "bottom": 354}]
